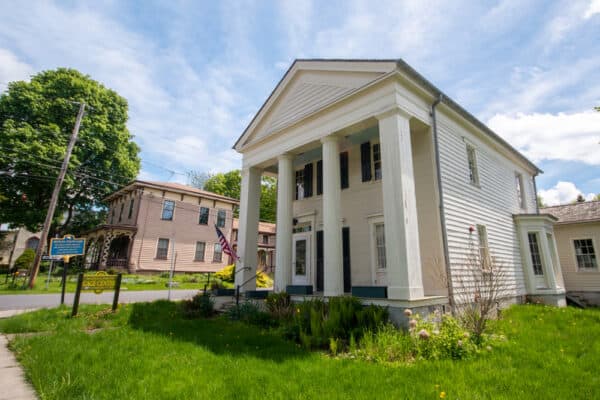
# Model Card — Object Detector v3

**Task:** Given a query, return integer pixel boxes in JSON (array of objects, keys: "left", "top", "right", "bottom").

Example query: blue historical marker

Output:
[{"left": 50, "top": 235, "right": 86, "bottom": 256}]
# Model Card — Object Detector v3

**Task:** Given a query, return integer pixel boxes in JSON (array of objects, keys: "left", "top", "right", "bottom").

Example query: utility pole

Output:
[{"left": 29, "top": 102, "right": 86, "bottom": 289}]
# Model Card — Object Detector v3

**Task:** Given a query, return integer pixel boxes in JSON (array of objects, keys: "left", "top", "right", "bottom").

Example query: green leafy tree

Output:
[
  {"left": 195, "top": 170, "right": 277, "bottom": 223},
  {"left": 14, "top": 248, "right": 35, "bottom": 270},
  {"left": 0, "top": 68, "right": 140, "bottom": 241},
  {"left": 537, "top": 195, "right": 546, "bottom": 208}
]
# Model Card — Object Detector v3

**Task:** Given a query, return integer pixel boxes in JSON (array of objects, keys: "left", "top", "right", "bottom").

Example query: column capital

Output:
[
  {"left": 320, "top": 134, "right": 340, "bottom": 144},
  {"left": 277, "top": 153, "right": 295, "bottom": 161},
  {"left": 375, "top": 106, "right": 411, "bottom": 121}
]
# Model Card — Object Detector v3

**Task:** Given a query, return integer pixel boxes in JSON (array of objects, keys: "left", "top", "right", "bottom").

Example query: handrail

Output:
[{"left": 235, "top": 268, "right": 261, "bottom": 306}]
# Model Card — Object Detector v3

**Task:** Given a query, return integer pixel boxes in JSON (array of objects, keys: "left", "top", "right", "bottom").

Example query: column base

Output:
[{"left": 387, "top": 285, "right": 424, "bottom": 301}]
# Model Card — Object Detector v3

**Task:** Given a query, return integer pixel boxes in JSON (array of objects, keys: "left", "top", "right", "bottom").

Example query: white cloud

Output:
[
  {"left": 487, "top": 110, "right": 600, "bottom": 165},
  {"left": 539, "top": 181, "right": 596, "bottom": 206},
  {"left": 0, "top": 2, "right": 250, "bottom": 178},
  {"left": 584, "top": 0, "right": 600, "bottom": 18},
  {"left": 0, "top": 48, "right": 33, "bottom": 89}
]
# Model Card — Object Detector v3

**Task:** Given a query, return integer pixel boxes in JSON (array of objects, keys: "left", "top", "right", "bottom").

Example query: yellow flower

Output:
[{"left": 440, "top": 392, "right": 446, "bottom": 399}]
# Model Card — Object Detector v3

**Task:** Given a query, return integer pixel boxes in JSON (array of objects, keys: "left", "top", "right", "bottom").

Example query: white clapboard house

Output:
[{"left": 231, "top": 59, "right": 565, "bottom": 316}]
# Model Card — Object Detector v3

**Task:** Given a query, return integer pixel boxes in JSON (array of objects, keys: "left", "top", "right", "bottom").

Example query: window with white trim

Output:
[
  {"left": 194, "top": 241, "right": 206, "bottom": 262},
  {"left": 216, "top": 209, "right": 226, "bottom": 228},
  {"left": 199, "top": 207, "right": 209, "bottom": 225},
  {"left": 161, "top": 200, "right": 175, "bottom": 220},
  {"left": 213, "top": 243, "right": 223, "bottom": 263},
  {"left": 374, "top": 223, "right": 386, "bottom": 269},
  {"left": 295, "top": 169, "right": 304, "bottom": 200},
  {"left": 156, "top": 238, "right": 169, "bottom": 259},
  {"left": 477, "top": 225, "right": 490, "bottom": 270},
  {"left": 373, "top": 143, "right": 382, "bottom": 181},
  {"left": 528, "top": 233, "right": 543, "bottom": 275},
  {"left": 467, "top": 144, "right": 479, "bottom": 186},
  {"left": 574, "top": 239, "right": 597, "bottom": 269},
  {"left": 515, "top": 173, "right": 525, "bottom": 209}
]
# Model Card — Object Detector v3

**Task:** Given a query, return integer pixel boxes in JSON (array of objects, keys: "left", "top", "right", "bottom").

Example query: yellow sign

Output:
[{"left": 82, "top": 271, "right": 117, "bottom": 294}]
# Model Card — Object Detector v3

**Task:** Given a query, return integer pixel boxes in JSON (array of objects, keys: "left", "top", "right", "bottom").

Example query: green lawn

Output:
[
  {"left": 1, "top": 303, "right": 599, "bottom": 399},
  {"left": 0, "top": 272, "right": 229, "bottom": 294}
]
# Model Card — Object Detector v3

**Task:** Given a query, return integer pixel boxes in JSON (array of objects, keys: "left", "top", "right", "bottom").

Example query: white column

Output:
[
  {"left": 275, "top": 154, "right": 294, "bottom": 292},
  {"left": 235, "top": 166, "right": 262, "bottom": 291},
  {"left": 378, "top": 108, "right": 424, "bottom": 300},
  {"left": 321, "top": 135, "right": 344, "bottom": 296}
]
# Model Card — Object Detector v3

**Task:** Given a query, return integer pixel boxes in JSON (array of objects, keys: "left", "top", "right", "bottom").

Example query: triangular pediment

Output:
[{"left": 236, "top": 60, "right": 398, "bottom": 150}]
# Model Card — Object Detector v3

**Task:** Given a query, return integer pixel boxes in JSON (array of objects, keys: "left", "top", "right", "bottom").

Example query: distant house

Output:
[
  {"left": 231, "top": 218, "right": 276, "bottom": 272},
  {"left": 543, "top": 201, "right": 600, "bottom": 305},
  {"left": 231, "top": 59, "right": 566, "bottom": 313},
  {"left": 83, "top": 181, "right": 238, "bottom": 273},
  {"left": 0, "top": 226, "right": 41, "bottom": 268}
]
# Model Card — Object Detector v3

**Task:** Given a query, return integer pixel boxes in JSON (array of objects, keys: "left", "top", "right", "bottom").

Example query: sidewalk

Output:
[{"left": 0, "top": 334, "right": 37, "bottom": 400}]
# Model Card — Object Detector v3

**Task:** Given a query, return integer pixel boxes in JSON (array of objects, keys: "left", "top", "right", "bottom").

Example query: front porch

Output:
[
  {"left": 235, "top": 108, "right": 449, "bottom": 309},
  {"left": 83, "top": 224, "right": 136, "bottom": 271}
]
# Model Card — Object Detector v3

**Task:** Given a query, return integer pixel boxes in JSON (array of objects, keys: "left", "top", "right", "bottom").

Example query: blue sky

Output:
[{"left": 0, "top": 0, "right": 598, "bottom": 205}]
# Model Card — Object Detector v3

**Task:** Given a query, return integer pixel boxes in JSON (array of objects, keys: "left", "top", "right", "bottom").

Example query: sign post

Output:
[
  {"left": 49, "top": 235, "right": 86, "bottom": 305},
  {"left": 71, "top": 271, "right": 122, "bottom": 317}
]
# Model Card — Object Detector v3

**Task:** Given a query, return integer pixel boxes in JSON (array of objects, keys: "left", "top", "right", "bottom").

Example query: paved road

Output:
[{"left": 0, "top": 289, "right": 200, "bottom": 310}]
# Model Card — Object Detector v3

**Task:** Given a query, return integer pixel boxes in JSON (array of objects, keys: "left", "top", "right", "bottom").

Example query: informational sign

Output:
[
  {"left": 82, "top": 271, "right": 117, "bottom": 294},
  {"left": 71, "top": 271, "right": 122, "bottom": 317},
  {"left": 50, "top": 235, "right": 86, "bottom": 257},
  {"left": 42, "top": 255, "right": 62, "bottom": 261}
]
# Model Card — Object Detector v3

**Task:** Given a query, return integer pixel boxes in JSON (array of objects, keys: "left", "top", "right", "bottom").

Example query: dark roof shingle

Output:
[{"left": 542, "top": 201, "right": 600, "bottom": 224}]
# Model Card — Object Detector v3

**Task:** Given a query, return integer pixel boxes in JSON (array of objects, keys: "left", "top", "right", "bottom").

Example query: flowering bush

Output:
[{"left": 351, "top": 309, "right": 500, "bottom": 363}]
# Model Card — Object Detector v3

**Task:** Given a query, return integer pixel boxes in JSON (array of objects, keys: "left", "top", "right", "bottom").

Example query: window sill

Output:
[
  {"left": 155, "top": 257, "right": 168, "bottom": 261},
  {"left": 160, "top": 219, "right": 173, "bottom": 221},
  {"left": 193, "top": 259, "right": 205, "bottom": 263},
  {"left": 576, "top": 268, "right": 599, "bottom": 273}
]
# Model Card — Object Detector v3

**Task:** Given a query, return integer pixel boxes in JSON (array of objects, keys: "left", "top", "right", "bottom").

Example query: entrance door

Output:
[
  {"left": 292, "top": 233, "right": 311, "bottom": 285},
  {"left": 316, "top": 231, "right": 324, "bottom": 292}
]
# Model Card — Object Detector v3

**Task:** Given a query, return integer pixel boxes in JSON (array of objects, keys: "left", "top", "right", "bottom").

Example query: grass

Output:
[
  {"left": 0, "top": 272, "right": 231, "bottom": 295},
  {"left": 1, "top": 303, "right": 599, "bottom": 399}
]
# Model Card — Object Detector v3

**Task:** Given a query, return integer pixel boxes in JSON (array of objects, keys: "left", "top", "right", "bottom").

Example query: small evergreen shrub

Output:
[{"left": 182, "top": 292, "right": 215, "bottom": 318}]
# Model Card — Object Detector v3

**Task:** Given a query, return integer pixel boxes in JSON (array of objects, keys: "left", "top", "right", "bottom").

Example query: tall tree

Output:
[
  {"left": 0, "top": 68, "right": 140, "bottom": 241},
  {"left": 196, "top": 170, "right": 277, "bottom": 223}
]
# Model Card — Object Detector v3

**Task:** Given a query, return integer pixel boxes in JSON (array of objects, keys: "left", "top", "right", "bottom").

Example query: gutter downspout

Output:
[{"left": 431, "top": 94, "right": 455, "bottom": 310}]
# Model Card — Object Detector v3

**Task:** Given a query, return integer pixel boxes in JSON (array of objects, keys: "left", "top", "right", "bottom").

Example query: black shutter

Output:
[
  {"left": 342, "top": 227, "right": 351, "bottom": 293},
  {"left": 316, "top": 160, "right": 323, "bottom": 195},
  {"left": 340, "top": 152, "right": 349, "bottom": 189},
  {"left": 304, "top": 163, "right": 313, "bottom": 198},
  {"left": 360, "top": 141, "right": 372, "bottom": 182}
]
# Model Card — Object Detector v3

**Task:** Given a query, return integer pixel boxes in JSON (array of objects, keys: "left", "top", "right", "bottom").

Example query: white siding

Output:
[{"left": 437, "top": 114, "right": 536, "bottom": 301}]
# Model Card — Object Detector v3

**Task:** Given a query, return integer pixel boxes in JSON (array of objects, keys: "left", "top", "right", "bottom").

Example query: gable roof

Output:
[
  {"left": 542, "top": 201, "right": 600, "bottom": 224},
  {"left": 104, "top": 180, "right": 239, "bottom": 204},
  {"left": 233, "top": 58, "right": 541, "bottom": 174}
]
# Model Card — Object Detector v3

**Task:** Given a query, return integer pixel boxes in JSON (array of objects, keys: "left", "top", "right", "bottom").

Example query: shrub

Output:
[
  {"left": 352, "top": 311, "right": 481, "bottom": 363},
  {"left": 215, "top": 264, "right": 272, "bottom": 288},
  {"left": 182, "top": 292, "right": 215, "bottom": 318},
  {"left": 290, "top": 296, "right": 389, "bottom": 351},
  {"left": 226, "top": 301, "right": 274, "bottom": 328},
  {"left": 14, "top": 249, "right": 35, "bottom": 270},
  {"left": 265, "top": 292, "right": 294, "bottom": 320},
  {"left": 215, "top": 264, "right": 235, "bottom": 283}
]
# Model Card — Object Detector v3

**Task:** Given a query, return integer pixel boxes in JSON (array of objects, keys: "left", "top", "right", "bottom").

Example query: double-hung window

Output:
[
  {"left": 574, "top": 239, "right": 597, "bottom": 269},
  {"left": 161, "top": 200, "right": 175, "bottom": 220},
  {"left": 515, "top": 173, "right": 525, "bottom": 209},
  {"left": 199, "top": 207, "right": 209, "bottom": 225},
  {"left": 295, "top": 169, "right": 305, "bottom": 200},
  {"left": 213, "top": 243, "right": 223, "bottom": 262},
  {"left": 156, "top": 238, "right": 169, "bottom": 259},
  {"left": 216, "top": 210, "right": 226, "bottom": 228},
  {"left": 477, "top": 225, "right": 490, "bottom": 271},
  {"left": 194, "top": 241, "right": 206, "bottom": 262},
  {"left": 528, "top": 233, "right": 544, "bottom": 275},
  {"left": 375, "top": 223, "right": 387, "bottom": 269},
  {"left": 360, "top": 141, "right": 382, "bottom": 182},
  {"left": 466, "top": 144, "right": 479, "bottom": 186}
]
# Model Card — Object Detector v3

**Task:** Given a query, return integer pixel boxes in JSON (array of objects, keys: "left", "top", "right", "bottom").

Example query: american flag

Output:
[{"left": 215, "top": 225, "right": 239, "bottom": 260}]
